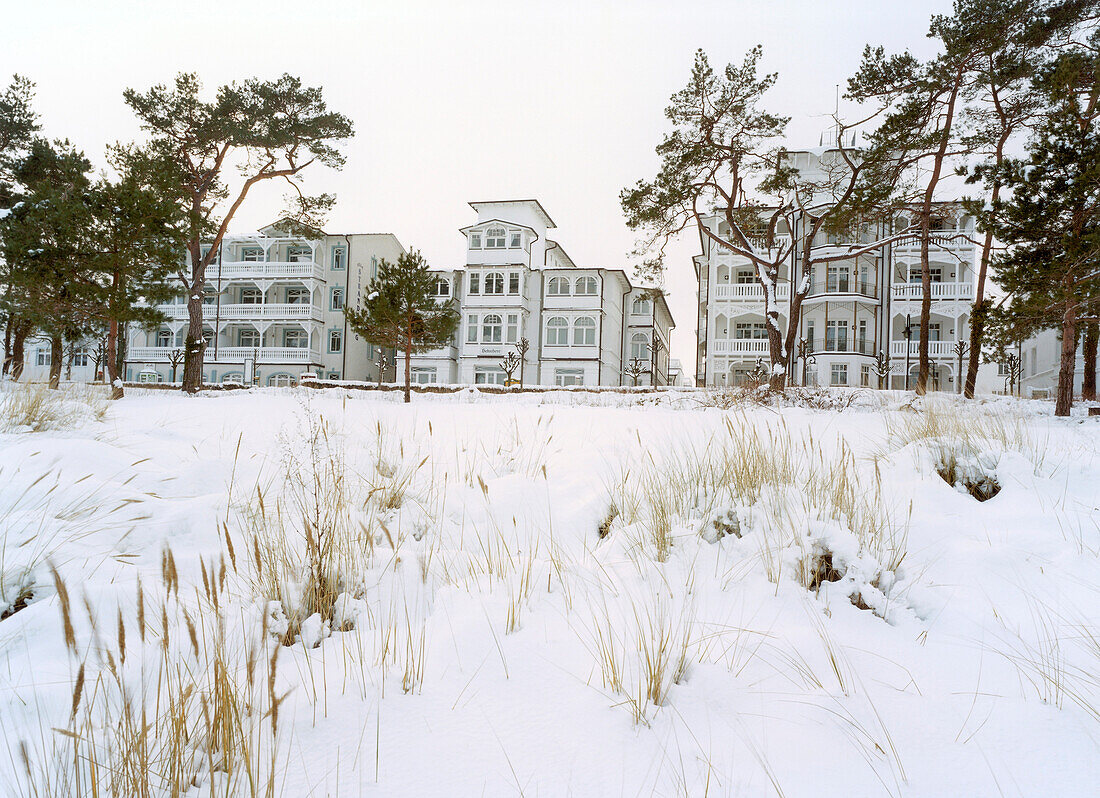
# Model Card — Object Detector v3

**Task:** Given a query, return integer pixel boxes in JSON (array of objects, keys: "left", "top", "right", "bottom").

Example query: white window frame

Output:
[
  {"left": 509, "top": 232, "right": 522, "bottom": 248},
  {"left": 156, "top": 330, "right": 174, "bottom": 348},
  {"left": 240, "top": 287, "right": 263, "bottom": 305},
  {"left": 466, "top": 314, "right": 478, "bottom": 343},
  {"left": 238, "top": 329, "right": 261, "bottom": 348},
  {"left": 474, "top": 368, "right": 506, "bottom": 385},
  {"left": 632, "top": 297, "right": 651, "bottom": 315},
  {"left": 508, "top": 272, "right": 520, "bottom": 295},
  {"left": 573, "top": 317, "right": 596, "bottom": 346},
  {"left": 328, "top": 329, "right": 343, "bottom": 354},
  {"left": 485, "top": 228, "right": 506, "bottom": 249},
  {"left": 548, "top": 276, "right": 570, "bottom": 296},
  {"left": 482, "top": 314, "right": 503, "bottom": 343},
  {"left": 469, "top": 233, "right": 482, "bottom": 249},
  {"left": 331, "top": 287, "right": 344, "bottom": 310},
  {"left": 506, "top": 314, "right": 519, "bottom": 344},
  {"left": 631, "top": 333, "right": 650, "bottom": 360},
  {"left": 575, "top": 276, "right": 597, "bottom": 296},
  {"left": 284, "top": 329, "right": 308, "bottom": 349},
  {"left": 546, "top": 317, "right": 569, "bottom": 346},
  {"left": 411, "top": 367, "right": 437, "bottom": 384},
  {"left": 830, "top": 363, "right": 848, "bottom": 386},
  {"left": 286, "top": 287, "right": 310, "bottom": 304},
  {"left": 241, "top": 247, "right": 264, "bottom": 262},
  {"left": 554, "top": 368, "right": 584, "bottom": 387},
  {"left": 331, "top": 246, "right": 347, "bottom": 270},
  {"left": 484, "top": 272, "right": 505, "bottom": 295},
  {"left": 468, "top": 272, "right": 480, "bottom": 295}
]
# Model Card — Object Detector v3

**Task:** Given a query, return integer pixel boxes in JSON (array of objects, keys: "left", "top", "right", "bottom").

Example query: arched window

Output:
[
  {"left": 433, "top": 277, "right": 450, "bottom": 297},
  {"left": 267, "top": 373, "right": 293, "bottom": 387},
  {"left": 573, "top": 317, "right": 596, "bottom": 346},
  {"left": 632, "top": 297, "right": 651, "bottom": 315},
  {"left": 221, "top": 372, "right": 243, "bottom": 384},
  {"left": 631, "top": 333, "right": 650, "bottom": 360},
  {"left": 485, "top": 272, "right": 505, "bottom": 295},
  {"left": 575, "top": 276, "right": 597, "bottom": 296},
  {"left": 546, "top": 317, "right": 569, "bottom": 346},
  {"left": 482, "top": 314, "right": 503, "bottom": 343},
  {"left": 548, "top": 276, "right": 570, "bottom": 296},
  {"left": 485, "top": 228, "right": 506, "bottom": 249}
]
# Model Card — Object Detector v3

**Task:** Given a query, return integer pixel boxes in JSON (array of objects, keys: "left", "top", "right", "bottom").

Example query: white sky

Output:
[{"left": 3, "top": 0, "right": 955, "bottom": 372}]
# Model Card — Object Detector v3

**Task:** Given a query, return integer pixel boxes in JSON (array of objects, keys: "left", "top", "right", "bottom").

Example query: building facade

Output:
[
  {"left": 694, "top": 148, "right": 1000, "bottom": 392},
  {"left": 122, "top": 225, "right": 406, "bottom": 385},
  {"left": 403, "top": 200, "right": 675, "bottom": 387}
]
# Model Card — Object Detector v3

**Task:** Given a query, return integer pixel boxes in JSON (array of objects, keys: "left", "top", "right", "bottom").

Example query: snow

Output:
[{"left": 1, "top": 385, "right": 1098, "bottom": 796}]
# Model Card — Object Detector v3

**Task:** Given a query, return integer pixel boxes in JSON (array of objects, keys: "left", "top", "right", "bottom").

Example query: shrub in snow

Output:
[{"left": 930, "top": 441, "right": 1001, "bottom": 501}]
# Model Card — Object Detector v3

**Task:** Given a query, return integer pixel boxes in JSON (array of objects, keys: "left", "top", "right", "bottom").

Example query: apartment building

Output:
[
  {"left": 122, "top": 224, "right": 406, "bottom": 385},
  {"left": 694, "top": 147, "right": 999, "bottom": 392},
  {"left": 404, "top": 199, "right": 675, "bottom": 387}
]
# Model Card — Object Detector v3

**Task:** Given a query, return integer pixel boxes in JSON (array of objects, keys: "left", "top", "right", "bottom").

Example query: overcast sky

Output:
[{"left": 3, "top": 0, "right": 956, "bottom": 370}]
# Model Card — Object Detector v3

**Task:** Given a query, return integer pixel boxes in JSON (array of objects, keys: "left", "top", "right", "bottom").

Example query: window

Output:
[
  {"left": 826, "top": 265, "right": 849, "bottom": 293},
  {"left": 861, "top": 364, "right": 871, "bottom": 387},
  {"left": 826, "top": 321, "right": 848, "bottom": 352},
  {"left": 202, "top": 290, "right": 217, "bottom": 305},
  {"left": 546, "top": 317, "right": 569, "bottom": 345},
  {"left": 555, "top": 369, "right": 584, "bottom": 386},
  {"left": 156, "top": 329, "right": 174, "bottom": 348},
  {"left": 239, "top": 329, "right": 261, "bottom": 348},
  {"left": 632, "top": 297, "right": 651, "bottom": 315},
  {"left": 331, "top": 288, "right": 344, "bottom": 310},
  {"left": 474, "top": 368, "right": 506, "bottom": 385},
  {"left": 241, "top": 247, "right": 264, "bottom": 262},
  {"left": 548, "top": 276, "right": 570, "bottom": 296},
  {"left": 268, "top": 373, "right": 293, "bottom": 387},
  {"left": 138, "top": 370, "right": 159, "bottom": 383},
  {"left": 469, "top": 272, "right": 480, "bottom": 295},
  {"left": 287, "top": 246, "right": 312, "bottom": 263},
  {"left": 467, "top": 314, "right": 477, "bottom": 343},
  {"left": 370, "top": 257, "right": 378, "bottom": 281},
  {"left": 241, "top": 288, "right": 262, "bottom": 305},
  {"left": 412, "top": 368, "right": 437, "bottom": 384},
  {"left": 508, "top": 272, "right": 520, "bottom": 295},
  {"left": 510, "top": 232, "right": 522, "bottom": 248},
  {"left": 36, "top": 348, "right": 51, "bottom": 366},
  {"left": 482, "top": 314, "right": 502, "bottom": 343},
  {"left": 806, "top": 322, "right": 816, "bottom": 351},
  {"left": 735, "top": 270, "right": 755, "bottom": 284},
  {"left": 433, "top": 277, "right": 450, "bottom": 297},
  {"left": 202, "top": 328, "right": 214, "bottom": 349},
  {"left": 332, "top": 246, "right": 347, "bottom": 270},
  {"left": 575, "top": 276, "right": 597, "bottom": 296},
  {"left": 284, "top": 329, "right": 308, "bottom": 348},
  {"left": 631, "top": 333, "right": 650, "bottom": 360},
  {"left": 928, "top": 323, "right": 941, "bottom": 342},
  {"left": 485, "top": 227, "right": 506, "bottom": 249},
  {"left": 735, "top": 323, "right": 767, "bottom": 339},
  {"left": 831, "top": 363, "right": 848, "bottom": 386},
  {"left": 328, "top": 330, "right": 343, "bottom": 353},
  {"left": 470, "top": 233, "right": 482, "bottom": 249},
  {"left": 328, "top": 372, "right": 340, "bottom": 380},
  {"left": 72, "top": 347, "right": 92, "bottom": 367},
  {"left": 858, "top": 319, "right": 868, "bottom": 352},
  {"left": 286, "top": 287, "right": 310, "bottom": 304},
  {"left": 573, "top": 317, "right": 596, "bottom": 346},
  {"left": 506, "top": 314, "right": 519, "bottom": 344},
  {"left": 221, "top": 372, "right": 243, "bottom": 384},
  {"left": 485, "top": 272, "right": 505, "bottom": 295}
]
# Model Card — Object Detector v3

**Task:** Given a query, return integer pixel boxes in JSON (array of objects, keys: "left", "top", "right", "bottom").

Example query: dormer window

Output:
[
  {"left": 470, "top": 233, "right": 482, "bottom": 249},
  {"left": 486, "top": 228, "right": 506, "bottom": 249}
]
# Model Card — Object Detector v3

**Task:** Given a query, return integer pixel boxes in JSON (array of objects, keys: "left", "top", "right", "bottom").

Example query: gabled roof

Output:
[
  {"left": 468, "top": 199, "right": 556, "bottom": 229},
  {"left": 458, "top": 218, "right": 538, "bottom": 237}
]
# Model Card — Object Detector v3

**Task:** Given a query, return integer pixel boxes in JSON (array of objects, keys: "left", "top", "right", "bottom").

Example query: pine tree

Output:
[
  {"left": 123, "top": 73, "right": 353, "bottom": 393},
  {"left": 0, "top": 139, "right": 99, "bottom": 388},
  {"left": 985, "top": 44, "right": 1100, "bottom": 416},
  {"left": 343, "top": 251, "right": 459, "bottom": 403}
]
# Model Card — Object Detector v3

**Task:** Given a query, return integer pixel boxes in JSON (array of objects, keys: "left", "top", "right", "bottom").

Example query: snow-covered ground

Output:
[{"left": 1, "top": 384, "right": 1098, "bottom": 797}]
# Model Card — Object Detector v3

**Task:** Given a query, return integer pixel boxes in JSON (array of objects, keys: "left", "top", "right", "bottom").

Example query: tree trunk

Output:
[
  {"left": 916, "top": 211, "right": 932, "bottom": 395},
  {"left": 965, "top": 183, "right": 1002, "bottom": 398},
  {"left": 181, "top": 237, "right": 206, "bottom": 393},
  {"left": 106, "top": 317, "right": 123, "bottom": 400},
  {"left": 1082, "top": 322, "right": 1098, "bottom": 402},
  {"left": 2, "top": 312, "right": 11, "bottom": 377},
  {"left": 1055, "top": 303, "right": 1078, "bottom": 417},
  {"left": 48, "top": 333, "right": 63, "bottom": 389},
  {"left": 10, "top": 322, "right": 28, "bottom": 381},
  {"left": 403, "top": 335, "right": 412, "bottom": 404}
]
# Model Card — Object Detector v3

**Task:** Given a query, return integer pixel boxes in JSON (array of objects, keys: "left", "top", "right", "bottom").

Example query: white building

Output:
[
  {"left": 694, "top": 148, "right": 1001, "bottom": 392},
  {"left": 1018, "top": 329, "right": 1099, "bottom": 399},
  {"left": 122, "top": 224, "right": 406, "bottom": 385},
  {"left": 404, "top": 200, "right": 675, "bottom": 388}
]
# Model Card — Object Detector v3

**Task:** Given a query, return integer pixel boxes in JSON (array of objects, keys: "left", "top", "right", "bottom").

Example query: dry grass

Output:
[{"left": 0, "top": 383, "right": 109, "bottom": 432}]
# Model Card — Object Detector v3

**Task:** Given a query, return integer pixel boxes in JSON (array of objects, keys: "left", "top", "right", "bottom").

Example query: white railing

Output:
[
  {"left": 214, "top": 261, "right": 325, "bottom": 281},
  {"left": 714, "top": 283, "right": 791, "bottom": 301},
  {"left": 889, "top": 341, "right": 955, "bottom": 358},
  {"left": 891, "top": 282, "right": 974, "bottom": 302},
  {"left": 129, "top": 346, "right": 320, "bottom": 363},
  {"left": 893, "top": 231, "right": 971, "bottom": 251},
  {"left": 716, "top": 234, "right": 792, "bottom": 256},
  {"left": 711, "top": 339, "right": 771, "bottom": 355},
  {"left": 155, "top": 303, "right": 323, "bottom": 321}
]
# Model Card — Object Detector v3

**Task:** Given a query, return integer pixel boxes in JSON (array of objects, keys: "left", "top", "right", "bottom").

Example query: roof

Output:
[{"left": 468, "top": 199, "right": 556, "bottom": 229}]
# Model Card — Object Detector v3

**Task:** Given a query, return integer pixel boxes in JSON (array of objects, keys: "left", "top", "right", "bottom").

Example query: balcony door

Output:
[
  {"left": 826, "top": 265, "right": 849, "bottom": 293},
  {"left": 826, "top": 320, "right": 848, "bottom": 352}
]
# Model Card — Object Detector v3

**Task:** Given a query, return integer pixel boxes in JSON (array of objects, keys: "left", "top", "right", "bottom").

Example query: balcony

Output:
[
  {"left": 805, "top": 337, "right": 876, "bottom": 356},
  {"left": 805, "top": 280, "right": 878, "bottom": 300},
  {"left": 890, "top": 340, "right": 955, "bottom": 358},
  {"left": 892, "top": 231, "right": 972, "bottom": 253},
  {"left": 711, "top": 339, "right": 770, "bottom": 355},
  {"left": 129, "top": 346, "right": 321, "bottom": 364},
  {"left": 714, "top": 283, "right": 791, "bottom": 302},
  {"left": 156, "top": 303, "right": 323, "bottom": 322},
  {"left": 715, "top": 234, "right": 792, "bottom": 256},
  {"left": 891, "top": 282, "right": 973, "bottom": 302},
  {"left": 213, "top": 260, "right": 325, "bottom": 281}
]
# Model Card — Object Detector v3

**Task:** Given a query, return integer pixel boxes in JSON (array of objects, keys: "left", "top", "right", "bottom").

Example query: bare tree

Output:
[
  {"left": 515, "top": 337, "right": 531, "bottom": 388},
  {"left": 624, "top": 357, "right": 647, "bottom": 387},
  {"left": 499, "top": 351, "right": 520, "bottom": 386}
]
